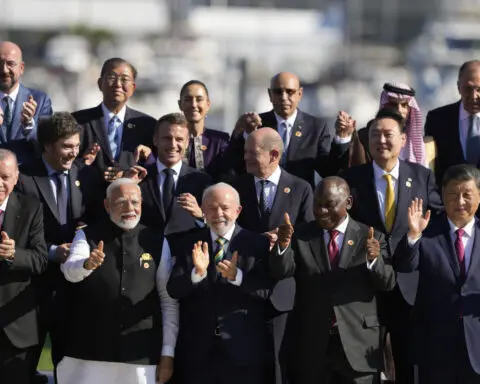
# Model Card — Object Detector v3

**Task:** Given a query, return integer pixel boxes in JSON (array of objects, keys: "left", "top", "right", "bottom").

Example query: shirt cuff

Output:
[
  {"left": 334, "top": 135, "right": 352, "bottom": 144},
  {"left": 48, "top": 245, "right": 58, "bottom": 261},
  {"left": 161, "top": 345, "right": 175, "bottom": 358},
  {"left": 191, "top": 267, "right": 207, "bottom": 283},
  {"left": 228, "top": 268, "right": 243, "bottom": 286},
  {"left": 366, "top": 258, "right": 378, "bottom": 270},
  {"left": 277, "top": 244, "right": 289, "bottom": 255},
  {"left": 407, "top": 235, "right": 421, "bottom": 246}
]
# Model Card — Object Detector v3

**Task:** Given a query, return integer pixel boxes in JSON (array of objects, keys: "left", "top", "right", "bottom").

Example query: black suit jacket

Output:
[
  {"left": 341, "top": 160, "right": 443, "bottom": 305},
  {"left": 167, "top": 225, "right": 273, "bottom": 368},
  {"left": 424, "top": 101, "right": 466, "bottom": 185},
  {"left": 224, "top": 109, "right": 348, "bottom": 187},
  {"left": 0, "top": 192, "right": 48, "bottom": 348},
  {"left": 270, "top": 219, "right": 395, "bottom": 383},
  {"left": 139, "top": 162, "right": 212, "bottom": 235},
  {"left": 73, "top": 104, "right": 156, "bottom": 173}
]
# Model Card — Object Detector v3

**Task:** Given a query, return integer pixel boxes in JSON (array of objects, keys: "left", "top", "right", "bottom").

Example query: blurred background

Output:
[{"left": 2, "top": 0, "right": 480, "bottom": 132}]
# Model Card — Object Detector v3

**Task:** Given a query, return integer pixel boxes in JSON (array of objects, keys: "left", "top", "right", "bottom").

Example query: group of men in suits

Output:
[{"left": 3, "top": 37, "right": 480, "bottom": 384}]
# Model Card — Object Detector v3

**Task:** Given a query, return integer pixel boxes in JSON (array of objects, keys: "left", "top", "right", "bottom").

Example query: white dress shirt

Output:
[
  {"left": 372, "top": 160, "right": 400, "bottom": 224},
  {"left": 61, "top": 229, "right": 179, "bottom": 358},
  {"left": 0, "top": 83, "right": 35, "bottom": 130},
  {"left": 156, "top": 159, "right": 183, "bottom": 196},
  {"left": 274, "top": 109, "right": 298, "bottom": 150},
  {"left": 101, "top": 102, "right": 126, "bottom": 143},
  {"left": 0, "top": 196, "right": 10, "bottom": 228},
  {"left": 458, "top": 102, "right": 480, "bottom": 160},
  {"left": 254, "top": 166, "right": 281, "bottom": 211}
]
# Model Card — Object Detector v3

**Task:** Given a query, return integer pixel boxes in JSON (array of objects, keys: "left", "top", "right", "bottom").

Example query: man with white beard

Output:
[
  {"left": 166, "top": 182, "right": 274, "bottom": 384},
  {"left": 58, "top": 178, "right": 178, "bottom": 384}
]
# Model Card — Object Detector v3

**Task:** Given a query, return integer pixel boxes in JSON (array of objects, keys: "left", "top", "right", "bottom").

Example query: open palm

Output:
[
  {"left": 408, "top": 198, "right": 431, "bottom": 236},
  {"left": 192, "top": 241, "right": 209, "bottom": 274}
]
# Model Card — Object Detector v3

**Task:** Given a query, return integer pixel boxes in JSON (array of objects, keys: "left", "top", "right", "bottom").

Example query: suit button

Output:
[{"left": 214, "top": 326, "right": 221, "bottom": 336}]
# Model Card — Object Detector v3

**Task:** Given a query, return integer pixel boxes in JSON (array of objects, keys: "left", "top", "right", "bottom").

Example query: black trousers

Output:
[
  {"left": 0, "top": 330, "right": 37, "bottom": 384},
  {"left": 324, "top": 332, "right": 379, "bottom": 384}
]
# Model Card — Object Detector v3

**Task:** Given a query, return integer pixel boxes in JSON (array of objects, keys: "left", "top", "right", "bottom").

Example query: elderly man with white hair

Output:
[
  {"left": 165, "top": 182, "right": 273, "bottom": 384},
  {"left": 58, "top": 178, "right": 178, "bottom": 384}
]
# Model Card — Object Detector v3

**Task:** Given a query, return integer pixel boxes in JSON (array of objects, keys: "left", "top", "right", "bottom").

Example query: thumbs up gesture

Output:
[
  {"left": 83, "top": 241, "right": 105, "bottom": 270},
  {"left": 217, "top": 250, "right": 239, "bottom": 281},
  {"left": 366, "top": 227, "right": 380, "bottom": 261},
  {"left": 0, "top": 231, "right": 15, "bottom": 259},
  {"left": 277, "top": 213, "right": 294, "bottom": 250}
]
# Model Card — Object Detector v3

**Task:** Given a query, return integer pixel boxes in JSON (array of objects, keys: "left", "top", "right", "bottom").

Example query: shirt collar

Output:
[
  {"left": 42, "top": 157, "right": 68, "bottom": 176},
  {"left": 101, "top": 102, "right": 127, "bottom": 124},
  {"left": 156, "top": 158, "right": 183, "bottom": 176},
  {"left": 0, "top": 83, "right": 20, "bottom": 103},
  {"left": 448, "top": 217, "right": 476, "bottom": 237},
  {"left": 323, "top": 215, "right": 350, "bottom": 235},
  {"left": 0, "top": 195, "right": 10, "bottom": 212},
  {"left": 372, "top": 160, "right": 400, "bottom": 182},
  {"left": 459, "top": 101, "right": 480, "bottom": 120},
  {"left": 254, "top": 166, "right": 282, "bottom": 186},
  {"left": 210, "top": 224, "right": 236, "bottom": 243},
  {"left": 274, "top": 109, "right": 298, "bottom": 127}
]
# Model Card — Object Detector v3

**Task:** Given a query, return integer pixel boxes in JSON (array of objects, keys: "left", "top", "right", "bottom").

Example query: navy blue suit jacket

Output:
[
  {"left": 394, "top": 215, "right": 480, "bottom": 373},
  {"left": 0, "top": 84, "right": 53, "bottom": 163}
]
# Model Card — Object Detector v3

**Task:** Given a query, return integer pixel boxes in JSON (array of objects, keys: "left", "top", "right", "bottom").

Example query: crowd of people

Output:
[{"left": 1, "top": 39, "right": 480, "bottom": 384}]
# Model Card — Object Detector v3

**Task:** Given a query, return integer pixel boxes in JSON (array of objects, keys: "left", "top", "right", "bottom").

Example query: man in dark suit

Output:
[
  {"left": 129, "top": 113, "right": 211, "bottom": 236},
  {"left": 224, "top": 72, "right": 349, "bottom": 187},
  {"left": 73, "top": 57, "right": 156, "bottom": 177},
  {"left": 0, "top": 149, "right": 48, "bottom": 383},
  {"left": 425, "top": 60, "right": 480, "bottom": 185},
  {"left": 394, "top": 164, "right": 480, "bottom": 383},
  {"left": 271, "top": 176, "right": 395, "bottom": 384},
  {"left": 16, "top": 112, "right": 102, "bottom": 370},
  {"left": 167, "top": 182, "right": 272, "bottom": 384},
  {"left": 341, "top": 108, "right": 443, "bottom": 383},
  {"left": 232, "top": 127, "right": 313, "bottom": 384},
  {"left": 0, "top": 41, "right": 53, "bottom": 164}
]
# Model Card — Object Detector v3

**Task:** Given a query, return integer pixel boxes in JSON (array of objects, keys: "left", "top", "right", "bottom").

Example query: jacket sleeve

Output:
[{"left": 368, "top": 232, "right": 396, "bottom": 291}]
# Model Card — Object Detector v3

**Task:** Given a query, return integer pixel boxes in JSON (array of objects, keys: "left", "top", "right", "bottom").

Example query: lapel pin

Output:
[
  {"left": 295, "top": 131, "right": 302, "bottom": 137},
  {"left": 284, "top": 187, "right": 291, "bottom": 194},
  {"left": 75, "top": 180, "right": 81, "bottom": 187},
  {"left": 127, "top": 123, "right": 135, "bottom": 129},
  {"left": 406, "top": 180, "right": 412, "bottom": 188},
  {"left": 143, "top": 262, "right": 150, "bottom": 269},
  {"left": 298, "top": 125, "right": 303, "bottom": 130},
  {"left": 201, "top": 145, "right": 207, "bottom": 151},
  {"left": 347, "top": 240, "right": 354, "bottom": 246}
]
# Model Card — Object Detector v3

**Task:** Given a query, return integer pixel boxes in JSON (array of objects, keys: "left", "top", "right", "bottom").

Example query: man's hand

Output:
[
  {"left": 83, "top": 142, "right": 101, "bottom": 166},
  {"left": 0, "top": 105, "right": 4, "bottom": 126},
  {"left": 104, "top": 163, "right": 123, "bottom": 183},
  {"left": 20, "top": 95, "right": 37, "bottom": 126},
  {"left": 407, "top": 198, "right": 431, "bottom": 239},
  {"left": 366, "top": 227, "right": 380, "bottom": 262},
  {"left": 134, "top": 144, "right": 152, "bottom": 163},
  {"left": 83, "top": 241, "right": 105, "bottom": 270},
  {"left": 217, "top": 250, "right": 238, "bottom": 281},
  {"left": 192, "top": 241, "right": 209, "bottom": 276},
  {"left": 177, "top": 193, "right": 202, "bottom": 219},
  {"left": 156, "top": 356, "right": 174, "bottom": 383},
  {"left": 123, "top": 165, "right": 148, "bottom": 184},
  {"left": 335, "top": 110, "right": 355, "bottom": 138},
  {"left": 232, "top": 112, "right": 262, "bottom": 138},
  {"left": 277, "top": 213, "right": 294, "bottom": 250},
  {"left": 264, "top": 228, "right": 279, "bottom": 251},
  {"left": 55, "top": 243, "right": 71, "bottom": 263},
  {"left": 0, "top": 231, "right": 15, "bottom": 259}
]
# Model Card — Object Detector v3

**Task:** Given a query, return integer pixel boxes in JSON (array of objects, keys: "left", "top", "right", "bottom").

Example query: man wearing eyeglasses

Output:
[
  {"left": 73, "top": 58, "right": 156, "bottom": 180},
  {"left": 225, "top": 72, "right": 349, "bottom": 187},
  {"left": 0, "top": 41, "right": 53, "bottom": 165},
  {"left": 58, "top": 178, "right": 178, "bottom": 384}
]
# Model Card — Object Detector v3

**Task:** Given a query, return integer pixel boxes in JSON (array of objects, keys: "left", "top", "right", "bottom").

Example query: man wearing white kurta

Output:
[{"left": 57, "top": 178, "right": 178, "bottom": 384}]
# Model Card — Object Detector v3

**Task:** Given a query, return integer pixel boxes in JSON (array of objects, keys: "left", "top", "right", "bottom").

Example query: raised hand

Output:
[
  {"left": 0, "top": 231, "right": 15, "bottom": 259},
  {"left": 192, "top": 241, "right": 209, "bottom": 276},
  {"left": 104, "top": 163, "right": 123, "bottom": 183},
  {"left": 123, "top": 165, "right": 148, "bottom": 184},
  {"left": 217, "top": 250, "right": 238, "bottom": 281},
  {"left": 408, "top": 198, "right": 431, "bottom": 239},
  {"left": 20, "top": 95, "right": 37, "bottom": 125},
  {"left": 277, "top": 212, "right": 294, "bottom": 250},
  {"left": 366, "top": 227, "right": 379, "bottom": 261},
  {"left": 83, "top": 142, "right": 101, "bottom": 166},
  {"left": 335, "top": 110, "right": 356, "bottom": 138},
  {"left": 83, "top": 241, "right": 105, "bottom": 270},
  {"left": 177, "top": 193, "right": 202, "bottom": 219},
  {"left": 232, "top": 112, "right": 262, "bottom": 137},
  {"left": 134, "top": 144, "right": 152, "bottom": 163},
  {"left": 264, "top": 228, "right": 279, "bottom": 251}
]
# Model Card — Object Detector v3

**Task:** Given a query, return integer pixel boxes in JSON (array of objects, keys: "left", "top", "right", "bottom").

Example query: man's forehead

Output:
[{"left": 112, "top": 185, "right": 140, "bottom": 197}]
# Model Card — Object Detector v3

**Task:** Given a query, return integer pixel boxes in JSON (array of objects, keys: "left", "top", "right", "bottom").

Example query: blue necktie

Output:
[
  {"left": 108, "top": 116, "right": 121, "bottom": 160},
  {"left": 2, "top": 96, "right": 13, "bottom": 141}
]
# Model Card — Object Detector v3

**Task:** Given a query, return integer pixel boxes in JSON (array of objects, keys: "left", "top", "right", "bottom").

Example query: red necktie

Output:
[
  {"left": 0, "top": 209, "right": 4, "bottom": 231},
  {"left": 455, "top": 228, "right": 465, "bottom": 278},
  {"left": 328, "top": 230, "right": 340, "bottom": 269}
]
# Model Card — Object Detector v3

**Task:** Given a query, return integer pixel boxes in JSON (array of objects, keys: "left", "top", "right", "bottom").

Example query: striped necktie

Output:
[
  {"left": 214, "top": 237, "right": 227, "bottom": 264},
  {"left": 108, "top": 116, "right": 121, "bottom": 159}
]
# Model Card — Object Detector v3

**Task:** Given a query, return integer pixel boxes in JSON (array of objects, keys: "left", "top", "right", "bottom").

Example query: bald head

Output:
[
  {"left": 315, "top": 176, "right": 351, "bottom": 201},
  {"left": 245, "top": 127, "right": 283, "bottom": 178},
  {"left": 268, "top": 72, "right": 303, "bottom": 119},
  {"left": 458, "top": 60, "right": 480, "bottom": 114},
  {"left": 0, "top": 41, "right": 24, "bottom": 94},
  {"left": 314, "top": 176, "right": 352, "bottom": 230}
]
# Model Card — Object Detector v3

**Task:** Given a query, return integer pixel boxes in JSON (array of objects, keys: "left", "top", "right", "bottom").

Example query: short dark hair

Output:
[
  {"left": 155, "top": 113, "right": 188, "bottom": 134},
  {"left": 37, "top": 112, "right": 81, "bottom": 153},
  {"left": 372, "top": 107, "right": 406, "bottom": 133},
  {"left": 442, "top": 164, "right": 480, "bottom": 190},
  {"left": 458, "top": 60, "right": 480, "bottom": 80},
  {"left": 179, "top": 80, "right": 209, "bottom": 99},
  {"left": 100, "top": 58, "right": 138, "bottom": 80}
]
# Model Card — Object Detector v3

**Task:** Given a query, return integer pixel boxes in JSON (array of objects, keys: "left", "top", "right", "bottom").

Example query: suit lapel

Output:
[
  {"left": 69, "top": 164, "right": 83, "bottom": 220},
  {"left": 261, "top": 111, "right": 277, "bottom": 131},
  {"left": 361, "top": 165, "right": 386, "bottom": 232},
  {"left": 146, "top": 165, "right": 165, "bottom": 221},
  {"left": 10, "top": 85, "right": 28, "bottom": 140},
  {"left": 438, "top": 217, "right": 461, "bottom": 281},
  {"left": 90, "top": 105, "right": 113, "bottom": 161},
  {"left": 269, "top": 171, "right": 292, "bottom": 227},
  {"left": 392, "top": 161, "right": 413, "bottom": 233},
  {"left": 243, "top": 175, "right": 262, "bottom": 223},
  {"left": 308, "top": 224, "right": 329, "bottom": 272},
  {"left": 287, "top": 110, "right": 305, "bottom": 162},
  {"left": 338, "top": 219, "right": 361, "bottom": 269},
  {"left": 465, "top": 220, "right": 480, "bottom": 283},
  {"left": 3, "top": 193, "right": 21, "bottom": 237},
  {"left": 32, "top": 163, "right": 60, "bottom": 222},
  {"left": 448, "top": 102, "right": 465, "bottom": 162}
]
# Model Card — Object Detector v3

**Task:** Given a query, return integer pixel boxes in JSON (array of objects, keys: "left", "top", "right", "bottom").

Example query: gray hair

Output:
[
  {"left": 106, "top": 178, "right": 141, "bottom": 200},
  {"left": 202, "top": 182, "right": 240, "bottom": 205},
  {"left": 0, "top": 149, "right": 18, "bottom": 165}
]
